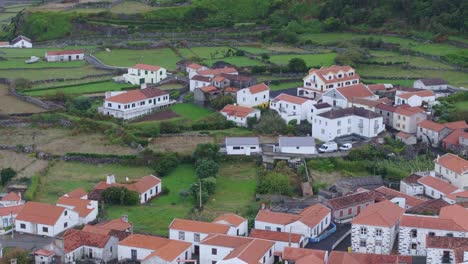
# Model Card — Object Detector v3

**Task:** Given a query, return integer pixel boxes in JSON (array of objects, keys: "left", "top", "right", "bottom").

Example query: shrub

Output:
[
  {"left": 201, "top": 177, "right": 217, "bottom": 195},
  {"left": 0, "top": 168, "right": 16, "bottom": 185},
  {"left": 159, "top": 121, "right": 182, "bottom": 134},
  {"left": 161, "top": 186, "right": 170, "bottom": 196},
  {"left": 12, "top": 78, "right": 32, "bottom": 90},
  {"left": 257, "top": 172, "right": 292, "bottom": 195},
  {"left": 195, "top": 159, "right": 219, "bottom": 179},
  {"left": 152, "top": 152, "right": 179, "bottom": 176},
  {"left": 24, "top": 175, "right": 40, "bottom": 201},
  {"left": 101, "top": 186, "right": 140, "bottom": 206},
  {"left": 70, "top": 96, "right": 92, "bottom": 111},
  {"left": 193, "top": 143, "right": 220, "bottom": 161},
  {"left": 254, "top": 110, "right": 287, "bottom": 134},
  {"left": 287, "top": 58, "right": 307, "bottom": 73}
]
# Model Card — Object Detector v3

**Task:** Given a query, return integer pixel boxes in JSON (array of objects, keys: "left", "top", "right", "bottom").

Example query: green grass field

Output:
[
  {"left": 170, "top": 103, "right": 213, "bottom": 121},
  {"left": 203, "top": 56, "right": 265, "bottom": 67},
  {"left": 110, "top": 1, "right": 156, "bottom": 14},
  {"left": 454, "top": 101, "right": 468, "bottom": 111},
  {"left": 269, "top": 53, "right": 336, "bottom": 67},
  {"left": 66, "top": 8, "right": 108, "bottom": 14},
  {"left": 179, "top": 46, "right": 232, "bottom": 59},
  {"left": 0, "top": 65, "right": 111, "bottom": 81},
  {"left": 368, "top": 51, "right": 454, "bottom": 69},
  {"left": 105, "top": 164, "right": 196, "bottom": 235},
  {"left": 237, "top": 46, "right": 271, "bottom": 54},
  {"left": 0, "top": 59, "right": 86, "bottom": 69},
  {"left": 24, "top": 81, "right": 137, "bottom": 96},
  {"left": 362, "top": 78, "right": 414, "bottom": 87},
  {"left": 94, "top": 48, "right": 181, "bottom": 70},
  {"left": 269, "top": 81, "right": 302, "bottom": 91}
]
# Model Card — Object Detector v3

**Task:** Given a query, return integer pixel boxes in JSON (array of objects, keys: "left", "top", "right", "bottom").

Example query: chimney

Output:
[
  {"left": 125, "top": 177, "right": 129, "bottom": 182},
  {"left": 261, "top": 203, "right": 265, "bottom": 210},
  {"left": 141, "top": 83, "right": 147, "bottom": 89},
  {"left": 106, "top": 175, "right": 116, "bottom": 184},
  {"left": 121, "top": 215, "right": 129, "bottom": 223}
]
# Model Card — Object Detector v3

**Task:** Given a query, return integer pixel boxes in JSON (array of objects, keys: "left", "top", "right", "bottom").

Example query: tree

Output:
[
  {"left": 101, "top": 186, "right": 139, "bottom": 206},
  {"left": 71, "top": 96, "right": 92, "bottom": 111},
  {"left": 322, "top": 17, "right": 342, "bottom": 32},
  {"left": 195, "top": 159, "right": 219, "bottom": 179},
  {"left": 335, "top": 47, "right": 366, "bottom": 67},
  {"left": 288, "top": 58, "right": 307, "bottom": 73},
  {"left": 152, "top": 152, "right": 179, "bottom": 176},
  {"left": 210, "top": 94, "right": 235, "bottom": 110},
  {"left": 254, "top": 110, "right": 287, "bottom": 134},
  {"left": 1, "top": 168, "right": 16, "bottom": 185},
  {"left": 159, "top": 121, "right": 182, "bottom": 134},
  {"left": 201, "top": 177, "right": 217, "bottom": 195},
  {"left": 261, "top": 53, "right": 270, "bottom": 61},
  {"left": 193, "top": 143, "right": 220, "bottom": 161},
  {"left": 257, "top": 172, "right": 292, "bottom": 195}
]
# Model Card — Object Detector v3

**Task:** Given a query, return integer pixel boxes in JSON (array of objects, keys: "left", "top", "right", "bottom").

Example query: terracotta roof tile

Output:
[
  {"left": 106, "top": 88, "right": 168, "bottom": 104},
  {"left": 223, "top": 87, "right": 239, "bottom": 93},
  {"left": 197, "top": 67, "right": 238, "bottom": 76},
  {"left": 250, "top": 229, "right": 302, "bottom": 244},
  {"left": 375, "top": 103, "right": 397, "bottom": 112},
  {"left": 327, "top": 191, "right": 378, "bottom": 210},
  {"left": 119, "top": 234, "right": 191, "bottom": 262},
  {"left": 94, "top": 175, "right": 161, "bottom": 194},
  {"left": 33, "top": 249, "right": 54, "bottom": 257},
  {"left": 419, "top": 78, "right": 447, "bottom": 86},
  {"left": 418, "top": 120, "right": 446, "bottom": 132},
  {"left": 169, "top": 218, "right": 231, "bottom": 234},
  {"left": 221, "top": 104, "right": 257, "bottom": 118},
  {"left": 405, "top": 198, "right": 449, "bottom": 216},
  {"left": 418, "top": 176, "right": 459, "bottom": 195},
  {"left": 426, "top": 236, "right": 468, "bottom": 263},
  {"left": 191, "top": 75, "right": 211, "bottom": 82},
  {"left": 212, "top": 76, "right": 226, "bottom": 82},
  {"left": 0, "top": 205, "right": 24, "bottom": 217},
  {"left": 435, "top": 154, "right": 468, "bottom": 175},
  {"left": 314, "top": 103, "right": 331, "bottom": 109},
  {"left": 444, "top": 121, "right": 468, "bottom": 130},
  {"left": 56, "top": 197, "right": 95, "bottom": 218},
  {"left": 298, "top": 204, "right": 330, "bottom": 228},
  {"left": 256, "top": 209, "right": 299, "bottom": 225},
  {"left": 247, "top": 83, "right": 269, "bottom": 94},
  {"left": 272, "top": 93, "right": 309, "bottom": 105},
  {"left": 306, "top": 65, "right": 359, "bottom": 85},
  {"left": 187, "top": 63, "right": 205, "bottom": 70},
  {"left": 200, "top": 85, "right": 218, "bottom": 93},
  {"left": 401, "top": 174, "right": 423, "bottom": 184},
  {"left": 350, "top": 98, "right": 381, "bottom": 107},
  {"left": 64, "top": 188, "right": 87, "bottom": 199},
  {"left": 16, "top": 202, "right": 65, "bottom": 225},
  {"left": 213, "top": 213, "right": 246, "bottom": 227},
  {"left": 282, "top": 247, "right": 326, "bottom": 264},
  {"left": 400, "top": 214, "right": 465, "bottom": 231},
  {"left": 328, "top": 251, "right": 413, "bottom": 264},
  {"left": 336, "top": 84, "right": 375, "bottom": 100},
  {"left": 394, "top": 105, "right": 426, "bottom": 116},
  {"left": 439, "top": 204, "right": 468, "bottom": 230},
  {"left": 367, "top": 84, "right": 387, "bottom": 92},
  {"left": 133, "top": 64, "right": 161, "bottom": 71},
  {"left": 256, "top": 204, "right": 330, "bottom": 228},
  {"left": 443, "top": 130, "right": 468, "bottom": 147},
  {"left": 64, "top": 229, "right": 110, "bottom": 253},
  {"left": 397, "top": 90, "right": 434, "bottom": 100},
  {"left": 46, "top": 50, "right": 84, "bottom": 56},
  {"left": 1, "top": 192, "right": 21, "bottom": 202},
  {"left": 318, "top": 107, "right": 382, "bottom": 119},
  {"left": 396, "top": 131, "right": 414, "bottom": 139},
  {"left": 374, "top": 186, "right": 426, "bottom": 207},
  {"left": 352, "top": 200, "right": 404, "bottom": 227}
]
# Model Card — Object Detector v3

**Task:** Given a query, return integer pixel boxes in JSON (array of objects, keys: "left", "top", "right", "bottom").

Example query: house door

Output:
[
  {"left": 88, "top": 249, "right": 93, "bottom": 258},
  {"left": 140, "top": 78, "right": 145, "bottom": 84},
  {"left": 131, "top": 249, "right": 137, "bottom": 260},
  {"left": 333, "top": 100, "right": 337, "bottom": 107},
  {"left": 144, "top": 193, "right": 147, "bottom": 202},
  {"left": 194, "top": 245, "right": 199, "bottom": 255},
  {"left": 68, "top": 55, "right": 72, "bottom": 61},
  {"left": 375, "top": 242, "right": 382, "bottom": 254}
]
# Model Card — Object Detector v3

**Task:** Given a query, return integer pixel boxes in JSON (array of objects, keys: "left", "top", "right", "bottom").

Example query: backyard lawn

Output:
[
  {"left": 203, "top": 56, "right": 265, "bottom": 67},
  {"left": 0, "top": 65, "right": 111, "bottom": 81},
  {"left": 110, "top": 1, "right": 156, "bottom": 14},
  {"left": 269, "top": 81, "right": 302, "bottom": 91},
  {"left": 24, "top": 81, "right": 137, "bottom": 96},
  {"left": 269, "top": 53, "right": 336, "bottom": 67},
  {"left": 170, "top": 103, "right": 213, "bottom": 121},
  {"left": 179, "top": 46, "right": 232, "bottom": 59},
  {"left": 93, "top": 48, "right": 181, "bottom": 70}
]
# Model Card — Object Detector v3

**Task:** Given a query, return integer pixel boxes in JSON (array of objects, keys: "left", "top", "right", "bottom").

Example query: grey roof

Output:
[
  {"left": 225, "top": 137, "right": 259, "bottom": 146},
  {"left": 279, "top": 136, "right": 315, "bottom": 147},
  {"left": 419, "top": 78, "right": 447, "bottom": 86}
]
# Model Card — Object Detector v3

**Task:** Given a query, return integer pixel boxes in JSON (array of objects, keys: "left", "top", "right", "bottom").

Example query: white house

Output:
[
  {"left": 213, "top": 213, "right": 248, "bottom": 236},
  {"left": 250, "top": 229, "right": 306, "bottom": 253},
  {"left": 98, "top": 87, "right": 173, "bottom": 120},
  {"left": 418, "top": 175, "right": 460, "bottom": 200},
  {"left": 169, "top": 218, "right": 235, "bottom": 253},
  {"left": 56, "top": 196, "right": 98, "bottom": 225},
  {"left": 307, "top": 102, "right": 332, "bottom": 123},
  {"left": 33, "top": 249, "right": 56, "bottom": 264},
  {"left": 123, "top": 64, "right": 167, "bottom": 85},
  {"left": 15, "top": 201, "right": 79, "bottom": 237},
  {"left": 417, "top": 120, "right": 453, "bottom": 146},
  {"left": 398, "top": 204, "right": 468, "bottom": 256},
  {"left": 373, "top": 186, "right": 426, "bottom": 209},
  {"left": 0, "top": 192, "right": 23, "bottom": 207},
  {"left": 321, "top": 84, "right": 377, "bottom": 109},
  {"left": 224, "top": 137, "right": 261, "bottom": 156},
  {"left": 392, "top": 105, "right": 427, "bottom": 134},
  {"left": 189, "top": 75, "right": 212, "bottom": 91},
  {"left": 118, "top": 234, "right": 193, "bottom": 264},
  {"left": 10, "top": 36, "right": 32, "bottom": 48},
  {"left": 270, "top": 93, "right": 314, "bottom": 124},
  {"left": 186, "top": 63, "right": 208, "bottom": 78},
  {"left": 45, "top": 50, "right": 84, "bottom": 62},
  {"left": 298, "top": 65, "right": 360, "bottom": 100},
  {"left": 311, "top": 107, "right": 384, "bottom": 143},
  {"left": 93, "top": 175, "right": 162, "bottom": 204},
  {"left": 220, "top": 104, "right": 261, "bottom": 127},
  {"left": 0, "top": 205, "right": 23, "bottom": 232},
  {"left": 400, "top": 174, "right": 424, "bottom": 197},
  {"left": 255, "top": 204, "right": 331, "bottom": 239},
  {"left": 395, "top": 90, "right": 436, "bottom": 107},
  {"left": 63, "top": 229, "right": 118, "bottom": 263},
  {"left": 351, "top": 200, "right": 404, "bottom": 255},
  {"left": 414, "top": 78, "right": 448, "bottom": 91},
  {"left": 277, "top": 136, "right": 316, "bottom": 155},
  {"left": 236, "top": 83, "right": 270, "bottom": 108},
  {"left": 426, "top": 236, "right": 468, "bottom": 264},
  {"left": 434, "top": 153, "right": 468, "bottom": 190},
  {"left": 199, "top": 234, "right": 275, "bottom": 264}
]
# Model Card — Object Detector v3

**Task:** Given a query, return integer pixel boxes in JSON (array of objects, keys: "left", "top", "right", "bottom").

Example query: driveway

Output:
[
  {"left": 0, "top": 233, "right": 55, "bottom": 251},
  {"left": 306, "top": 223, "right": 351, "bottom": 251}
]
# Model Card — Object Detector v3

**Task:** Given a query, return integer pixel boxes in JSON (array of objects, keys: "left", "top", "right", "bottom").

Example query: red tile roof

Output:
[
  {"left": 396, "top": 131, "right": 414, "bottom": 139},
  {"left": 33, "top": 249, "right": 54, "bottom": 257},
  {"left": 56, "top": 197, "right": 95, "bottom": 218},
  {"left": 394, "top": 105, "right": 426, "bottom": 116},
  {"left": 435, "top": 154, "right": 468, "bottom": 175},
  {"left": 250, "top": 229, "right": 302, "bottom": 243},
  {"left": 256, "top": 204, "right": 330, "bottom": 228},
  {"left": 352, "top": 200, "right": 404, "bottom": 227},
  {"left": 191, "top": 75, "right": 211, "bottom": 82},
  {"left": 328, "top": 251, "right": 412, "bottom": 264},
  {"left": 256, "top": 209, "right": 299, "bottom": 225},
  {"left": 169, "top": 218, "right": 231, "bottom": 234},
  {"left": 282, "top": 247, "right": 326, "bottom": 264},
  {"left": 444, "top": 121, "right": 468, "bottom": 130},
  {"left": 221, "top": 104, "right": 256, "bottom": 118},
  {"left": 350, "top": 98, "right": 382, "bottom": 107},
  {"left": 64, "top": 229, "right": 110, "bottom": 253},
  {"left": 119, "top": 234, "right": 191, "bottom": 262},
  {"left": 0, "top": 205, "right": 24, "bottom": 217},
  {"left": 46, "top": 50, "right": 84, "bottom": 56},
  {"left": 247, "top": 83, "right": 269, "bottom": 94},
  {"left": 1, "top": 192, "right": 21, "bottom": 202},
  {"left": 446, "top": 190, "right": 468, "bottom": 201},
  {"left": 197, "top": 67, "right": 237, "bottom": 76},
  {"left": 94, "top": 175, "right": 161, "bottom": 194},
  {"left": 405, "top": 198, "right": 450, "bottom": 216},
  {"left": 212, "top": 75, "right": 226, "bottom": 82},
  {"left": 367, "top": 84, "right": 387, "bottom": 92},
  {"left": 336, "top": 84, "right": 375, "bottom": 101},
  {"left": 273, "top": 93, "right": 309, "bottom": 105},
  {"left": 213, "top": 213, "right": 246, "bottom": 227},
  {"left": 106, "top": 88, "right": 168, "bottom": 104},
  {"left": 397, "top": 90, "right": 434, "bottom": 99},
  {"left": 375, "top": 186, "right": 426, "bottom": 207},
  {"left": 375, "top": 103, "right": 397, "bottom": 112},
  {"left": 223, "top": 87, "right": 239, "bottom": 93},
  {"left": 64, "top": 188, "right": 87, "bottom": 199},
  {"left": 298, "top": 204, "right": 331, "bottom": 228},
  {"left": 426, "top": 236, "right": 468, "bottom": 264},
  {"left": 16, "top": 202, "right": 66, "bottom": 225},
  {"left": 327, "top": 191, "right": 377, "bottom": 210},
  {"left": 306, "top": 65, "right": 360, "bottom": 85},
  {"left": 418, "top": 120, "right": 446, "bottom": 132},
  {"left": 400, "top": 214, "right": 466, "bottom": 231},
  {"left": 439, "top": 204, "right": 468, "bottom": 230},
  {"left": 187, "top": 63, "right": 205, "bottom": 70},
  {"left": 418, "top": 176, "right": 459, "bottom": 195},
  {"left": 443, "top": 130, "right": 468, "bottom": 148},
  {"left": 96, "top": 218, "right": 132, "bottom": 231},
  {"left": 401, "top": 174, "right": 423, "bottom": 184},
  {"left": 133, "top": 64, "right": 161, "bottom": 72},
  {"left": 199, "top": 85, "right": 218, "bottom": 93}
]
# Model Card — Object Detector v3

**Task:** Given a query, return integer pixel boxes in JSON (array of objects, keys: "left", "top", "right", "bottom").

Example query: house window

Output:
[
  {"left": 20, "top": 223, "right": 25, "bottom": 229},
  {"left": 428, "top": 232, "right": 435, "bottom": 237},
  {"left": 269, "top": 249, "right": 272, "bottom": 257},
  {"left": 64, "top": 210, "right": 68, "bottom": 216},
  {"left": 339, "top": 210, "right": 343, "bottom": 217},
  {"left": 107, "top": 103, "right": 112, "bottom": 107},
  {"left": 178, "top": 231, "right": 185, "bottom": 240},
  {"left": 446, "top": 233, "right": 453, "bottom": 237},
  {"left": 42, "top": 227, "right": 48, "bottom": 233},
  {"left": 265, "top": 226, "right": 271, "bottom": 231},
  {"left": 321, "top": 129, "right": 325, "bottom": 135},
  {"left": 348, "top": 118, "right": 351, "bottom": 124},
  {"left": 337, "top": 129, "right": 341, "bottom": 135},
  {"left": 411, "top": 243, "right": 417, "bottom": 250},
  {"left": 194, "top": 233, "right": 200, "bottom": 242},
  {"left": 337, "top": 121, "right": 341, "bottom": 126},
  {"left": 347, "top": 127, "right": 351, "bottom": 133},
  {"left": 64, "top": 222, "right": 68, "bottom": 228},
  {"left": 233, "top": 146, "right": 241, "bottom": 150},
  {"left": 150, "top": 189, "right": 153, "bottom": 195},
  {"left": 360, "top": 227, "right": 367, "bottom": 235},
  {"left": 250, "top": 147, "right": 256, "bottom": 149},
  {"left": 110, "top": 246, "right": 112, "bottom": 253},
  {"left": 348, "top": 208, "right": 352, "bottom": 215},
  {"left": 276, "top": 227, "right": 281, "bottom": 232},
  {"left": 360, "top": 240, "right": 366, "bottom": 247},
  {"left": 212, "top": 248, "right": 217, "bottom": 255},
  {"left": 410, "top": 229, "right": 417, "bottom": 238},
  {"left": 375, "top": 229, "right": 382, "bottom": 236},
  {"left": 131, "top": 249, "right": 137, "bottom": 260}
]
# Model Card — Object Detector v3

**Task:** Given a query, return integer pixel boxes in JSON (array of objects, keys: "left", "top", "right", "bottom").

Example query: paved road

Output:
[
  {"left": 0, "top": 233, "right": 54, "bottom": 251},
  {"left": 85, "top": 54, "right": 125, "bottom": 70},
  {"left": 306, "top": 223, "right": 351, "bottom": 251}
]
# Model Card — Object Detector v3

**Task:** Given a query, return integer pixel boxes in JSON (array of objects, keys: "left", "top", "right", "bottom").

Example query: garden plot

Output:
[{"left": 0, "top": 84, "right": 45, "bottom": 114}]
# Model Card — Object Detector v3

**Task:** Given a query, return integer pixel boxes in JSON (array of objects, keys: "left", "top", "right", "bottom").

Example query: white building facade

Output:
[
  {"left": 225, "top": 137, "right": 261, "bottom": 156},
  {"left": 236, "top": 83, "right": 270, "bottom": 108},
  {"left": 123, "top": 64, "right": 167, "bottom": 85},
  {"left": 270, "top": 94, "right": 314, "bottom": 124}
]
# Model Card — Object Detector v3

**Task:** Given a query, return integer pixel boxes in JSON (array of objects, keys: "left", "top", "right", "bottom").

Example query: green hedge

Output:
[{"left": 24, "top": 175, "right": 40, "bottom": 201}]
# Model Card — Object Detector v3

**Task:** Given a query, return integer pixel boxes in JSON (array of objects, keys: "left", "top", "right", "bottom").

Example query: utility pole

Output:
[
  {"left": 288, "top": 226, "right": 292, "bottom": 247},
  {"left": 199, "top": 180, "right": 202, "bottom": 209}
]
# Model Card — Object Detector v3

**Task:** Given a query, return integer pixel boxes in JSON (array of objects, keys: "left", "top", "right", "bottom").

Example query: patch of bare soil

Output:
[
  {"left": 131, "top": 110, "right": 180, "bottom": 123},
  {"left": 148, "top": 135, "right": 215, "bottom": 154}
]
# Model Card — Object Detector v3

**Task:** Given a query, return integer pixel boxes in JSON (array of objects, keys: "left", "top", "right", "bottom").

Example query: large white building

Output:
[
  {"left": 236, "top": 83, "right": 270, "bottom": 108},
  {"left": 395, "top": 90, "right": 436, "bottom": 107},
  {"left": 15, "top": 201, "right": 79, "bottom": 237},
  {"left": 392, "top": 105, "right": 427, "bottom": 134},
  {"left": 434, "top": 153, "right": 468, "bottom": 190},
  {"left": 298, "top": 65, "right": 360, "bottom": 100},
  {"left": 255, "top": 204, "right": 331, "bottom": 239},
  {"left": 63, "top": 229, "right": 119, "bottom": 263},
  {"left": 123, "top": 64, "right": 167, "bottom": 85},
  {"left": 45, "top": 50, "right": 84, "bottom": 62},
  {"left": 311, "top": 107, "right": 384, "bottom": 142},
  {"left": 199, "top": 234, "right": 275, "bottom": 264},
  {"left": 98, "top": 87, "right": 173, "bottom": 120},
  {"left": 220, "top": 104, "right": 261, "bottom": 127},
  {"left": 414, "top": 78, "right": 448, "bottom": 91},
  {"left": 118, "top": 234, "right": 193, "bottom": 264},
  {"left": 224, "top": 137, "right": 261, "bottom": 156},
  {"left": 351, "top": 200, "right": 404, "bottom": 255},
  {"left": 321, "top": 84, "right": 377, "bottom": 109},
  {"left": 270, "top": 93, "right": 314, "bottom": 124}
]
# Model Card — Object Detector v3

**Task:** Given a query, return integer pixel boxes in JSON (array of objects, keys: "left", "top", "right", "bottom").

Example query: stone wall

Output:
[{"left": 351, "top": 224, "right": 394, "bottom": 255}]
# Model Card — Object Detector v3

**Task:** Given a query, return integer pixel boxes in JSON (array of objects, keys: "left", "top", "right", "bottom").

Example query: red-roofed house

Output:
[
  {"left": 56, "top": 195, "right": 98, "bottom": 225},
  {"left": 392, "top": 105, "right": 427, "bottom": 133},
  {"left": 250, "top": 229, "right": 306, "bottom": 253},
  {"left": 99, "top": 87, "right": 173, "bottom": 120},
  {"left": 63, "top": 229, "right": 119, "bottom": 262},
  {"left": 0, "top": 192, "right": 24, "bottom": 207},
  {"left": 396, "top": 131, "right": 417, "bottom": 145},
  {"left": 443, "top": 129, "right": 468, "bottom": 157},
  {"left": 351, "top": 200, "right": 405, "bottom": 254},
  {"left": 15, "top": 201, "right": 80, "bottom": 237},
  {"left": 417, "top": 120, "right": 453, "bottom": 146},
  {"left": 197, "top": 67, "right": 238, "bottom": 78},
  {"left": 199, "top": 234, "right": 275, "bottom": 264},
  {"left": 418, "top": 176, "right": 460, "bottom": 199},
  {"left": 33, "top": 249, "right": 56, "bottom": 264},
  {"left": 299, "top": 65, "right": 360, "bottom": 100},
  {"left": 322, "top": 84, "right": 378, "bottom": 109},
  {"left": 374, "top": 186, "right": 426, "bottom": 209},
  {"left": 328, "top": 251, "right": 412, "bottom": 264},
  {"left": 123, "top": 64, "right": 167, "bottom": 85},
  {"left": 254, "top": 204, "right": 331, "bottom": 239},
  {"left": 282, "top": 247, "right": 327, "bottom": 264},
  {"left": 220, "top": 104, "right": 261, "bottom": 127},
  {"left": 213, "top": 213, "right": 248, "bottom": 236},
  {"left": 93, "top": 175, "right": 162, "bottom": 204},
  {"left": 63, "top": 188, "right": 88, "bottom": 200},
  {"left": 118, "top": 234, "right": 193, "bottom": 264},
  {"left": 426, "top": 236, "right": 468, "bottom": 264},
  {"left": 395, "top": 90, "right": 435, "bottom": 107},
  {"left": 236, "top": 83, "right": 270, "bottom": 108},
  {"left": 0, "top": 205, "right": 24, "bottom": 232},
  {"left": 186, "top": 63, "right": 208, "bottom": 78},
  {"left": 434, "top": 153, "right": 468, "bottom": 190},
  {"left": 45, "top": 50, "right": 84, "bottom": 62},
  {"left": 270, "top": 93, "right": 314, "bottom": 124}
]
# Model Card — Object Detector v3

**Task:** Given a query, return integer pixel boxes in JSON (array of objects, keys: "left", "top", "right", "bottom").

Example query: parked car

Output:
[
  {"left": 339, "top": 143, "right": 352, "bottom": 151},
  {"left": 318, "top": 142, "right": 338, "bottom": 153}
]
